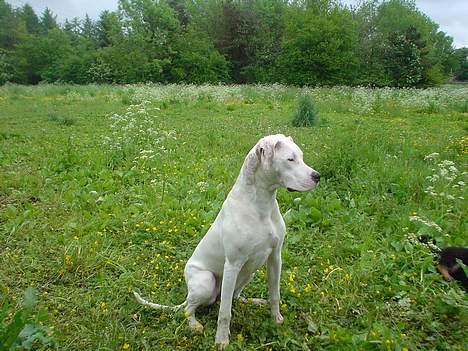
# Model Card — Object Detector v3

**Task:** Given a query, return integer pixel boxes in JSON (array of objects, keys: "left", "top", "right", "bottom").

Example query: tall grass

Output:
[
  {"left": 292, "top": 94, "right": 319, "bottom": 127},
  {"left": 0, "top": 84, "right": 466, "bottom": 351}
]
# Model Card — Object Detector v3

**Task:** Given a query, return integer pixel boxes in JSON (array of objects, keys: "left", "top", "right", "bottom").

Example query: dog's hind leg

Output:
[
  {"left": 234, "top": 273, "right": 268, "bottom": 305},
  {"left": 184, "top": 266, "right": 217, "bottom": 333}
]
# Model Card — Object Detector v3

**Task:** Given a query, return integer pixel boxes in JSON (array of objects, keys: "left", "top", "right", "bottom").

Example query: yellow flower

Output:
[
  {"left": 122, "top": 343, "right": 130, "bottom": 350},
  {"left": 237, "top": 333, "right": 245, "bottom": 342},
  {"left": 64, "top": 254, "right": 72, "bottom": 265}
]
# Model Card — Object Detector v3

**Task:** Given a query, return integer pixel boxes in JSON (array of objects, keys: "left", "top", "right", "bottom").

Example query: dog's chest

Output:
[
  {"left": 247, "top": 219, "right": 282, "bottom": 255},
  {"left": 240, "top": 227, "right": 279, "bottom": 272}
]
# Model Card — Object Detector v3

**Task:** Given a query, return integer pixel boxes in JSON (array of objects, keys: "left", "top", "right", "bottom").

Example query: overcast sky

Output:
[{"left": 6, "top": 0, "right": 468, "bottom": 48}]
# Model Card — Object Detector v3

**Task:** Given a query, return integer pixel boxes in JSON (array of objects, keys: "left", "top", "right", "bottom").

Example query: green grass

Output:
[
  {"left": 0, "top": 84, "right": 467, "bottom": 351},
  {"left": 292, "top": 94, "right": 319, "bottom": 127}
]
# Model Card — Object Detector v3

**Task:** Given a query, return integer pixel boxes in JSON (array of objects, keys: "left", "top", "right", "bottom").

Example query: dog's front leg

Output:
[
  {"left": 267, "top": 250, "right": 284, "bottom": 324},
  {"left": 215, "top": 261, "right": 242, "bottom": 350}
]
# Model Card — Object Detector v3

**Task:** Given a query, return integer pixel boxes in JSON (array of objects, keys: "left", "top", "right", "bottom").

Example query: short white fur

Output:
[{"left": 134, "top": 134, "right": 319, "bottom": 349}]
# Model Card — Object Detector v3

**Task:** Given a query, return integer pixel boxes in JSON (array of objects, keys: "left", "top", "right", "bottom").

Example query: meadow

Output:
[{"left": 0, "top": 83, "right": 467, "bottom": 350}]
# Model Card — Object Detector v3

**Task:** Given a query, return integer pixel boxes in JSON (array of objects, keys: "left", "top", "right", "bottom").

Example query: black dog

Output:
[
  {"left": 437, "top": 247, "right": 468, "bottom": 291},
  {"left": 418, "top": 236, "right": 467, "bottom": 291}
]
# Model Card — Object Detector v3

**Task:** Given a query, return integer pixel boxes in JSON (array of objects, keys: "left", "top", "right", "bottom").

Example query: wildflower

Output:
[
  {"left": 409, "top": 215, "right": 442, "bottom": 233},
  {"left": 122, "top": 343, "right": 130, "bottom": 350},
  {"left": 64, "top": 254, "right": 72, "bottom": 265},
  {"left": 424, "top": 152, "right": 439, "bottom": 160}
]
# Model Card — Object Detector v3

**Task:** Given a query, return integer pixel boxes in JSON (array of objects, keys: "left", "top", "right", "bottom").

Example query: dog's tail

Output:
[{"left": 133, "top": 291, "right": 187, "bottom": 310}]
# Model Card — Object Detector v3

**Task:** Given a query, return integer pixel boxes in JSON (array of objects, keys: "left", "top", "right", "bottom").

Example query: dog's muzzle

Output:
[{"left": 311, "top": 171, "right": 320, "bottom": 183}]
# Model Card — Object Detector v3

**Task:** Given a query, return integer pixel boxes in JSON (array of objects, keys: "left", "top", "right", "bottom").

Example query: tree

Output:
[
  {"left": 21, "top": 4, "right": 41, "bottom": 34},
  {"left": 279, "top": 1, "right": 359, "bottom": 86},
  {"left": 96, "top": 10, "right": 123, "bottom": 48},
  {"left": 242, "top": 0, "right": 287, "bottom": 83},
  {"left": 15, "top": 28, "right": 72, "bottom": 83},
  {"left": 383, "top": 26, "right": 424, "bottom": 87},
  {"left": 0, "top": 0, "right": 24, "bottom": 49},
  {"left": 454, "top": 48, "right": 468, "bottom": 81},
  {"left": 171, "top": 27, "right": 229, "bottom": 83},
  {"left": 40, "top": 7, "right": 58, "bottom": 34},
  {"left": 82, "top": 14, "right": 98, "bottom": 45},
  {"left": 117, "top": 0, "right": 181, "bottom": 82},
  {"left": 355, "top": 0, "right": 453, "bottom": 86},
  {"left": 0, "top": 0, "right": 461, "bottom": 86}
]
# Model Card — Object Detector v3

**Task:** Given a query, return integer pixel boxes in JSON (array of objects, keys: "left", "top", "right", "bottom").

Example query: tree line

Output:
[{"left": 0, "top": 0, "right": 467, "bottom": 87}]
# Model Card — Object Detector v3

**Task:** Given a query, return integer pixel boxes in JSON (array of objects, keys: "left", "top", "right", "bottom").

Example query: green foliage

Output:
[
  {"left": 171, "top": 28, "right": 229, "bottom": 83},
  {"left": 384, "top": 26, "right": 424, "bottom": 87},
  {"left": 1, "top": 84, "right": 467, "bottom": 350},
  {"left": 292, "top": 94, "right": 319, "bottom": 127},
  {"left": 453, "top": 48, "right": 468, "bottom": 81},
  {"left": 0, "top": 0, "right": 461, "bottom": 86},
  {"left": 0, "top": 49, "right": 14, "bottom": 84},
  {"left": 0, "top": 288, "right": 55, "bottom": 350},
  {"left": 280, "top": 2, "right": 359, "bottom": 86}
]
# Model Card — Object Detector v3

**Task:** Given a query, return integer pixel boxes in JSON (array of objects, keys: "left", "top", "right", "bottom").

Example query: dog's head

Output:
[{"left": 252, "top": 134, "right": 320, "bottom": 191}]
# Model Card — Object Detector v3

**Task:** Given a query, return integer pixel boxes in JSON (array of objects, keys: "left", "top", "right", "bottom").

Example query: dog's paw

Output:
[
  {"left": 189, "top": 320, "right": 204, "bottom": 334},
  {"left": 215, "top": 329, "right": 230, "bottom": 350},
  {"left": 273, "top": 311, "right": 284, "bottom": 324},
  {"left": 215, "top": 339, "right": 229, "bottom": 350}
]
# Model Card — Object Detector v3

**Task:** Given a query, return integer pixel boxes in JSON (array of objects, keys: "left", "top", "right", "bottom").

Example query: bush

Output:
[{"left": 292, "top": 94, "right": 319, "bottom": 127}]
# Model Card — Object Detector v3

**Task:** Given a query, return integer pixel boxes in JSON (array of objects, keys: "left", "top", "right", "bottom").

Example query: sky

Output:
[{"left": 6, "top": 0, "right": 468, "bottom": 48}]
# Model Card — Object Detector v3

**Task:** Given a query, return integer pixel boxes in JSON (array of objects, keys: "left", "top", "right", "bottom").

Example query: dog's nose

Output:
[{"left": 311, "top": 172, "right": 320, "bottom": 183}]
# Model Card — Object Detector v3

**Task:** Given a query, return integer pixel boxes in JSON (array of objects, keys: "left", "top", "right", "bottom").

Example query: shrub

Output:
[{"left": 292, "top": 94, "right": 319, "bottom": 127}]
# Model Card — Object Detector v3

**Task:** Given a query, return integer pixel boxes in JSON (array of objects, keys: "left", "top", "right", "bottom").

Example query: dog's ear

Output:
[
  {"left": 258, "top": 139, "right": 279, "bottom": 162},
  {"left": 243, "top": 148, "right": 261, "bottom": 184},
  {"left": 255, "top": 145, "right": 263, "bottom": 160},
  {"left": 275, "top": 140, "right": 283, "bottom": 151},
  {"left": 287, "top": 136, "right": 294, "bottom": 142}
]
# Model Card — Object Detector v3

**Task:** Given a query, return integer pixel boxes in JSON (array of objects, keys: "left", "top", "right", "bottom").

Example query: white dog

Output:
[{"left": 134, "top": 134, "right": 320, "bottom": 349}]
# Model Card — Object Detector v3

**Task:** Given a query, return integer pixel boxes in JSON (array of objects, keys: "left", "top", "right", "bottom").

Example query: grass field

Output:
[{"left": 0, "top": 84, "right": 467, "bottom": 350}]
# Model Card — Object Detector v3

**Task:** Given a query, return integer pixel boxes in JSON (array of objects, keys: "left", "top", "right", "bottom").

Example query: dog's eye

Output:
[{"left": 287, "top": 158, "right": 294, "bottom": 162}]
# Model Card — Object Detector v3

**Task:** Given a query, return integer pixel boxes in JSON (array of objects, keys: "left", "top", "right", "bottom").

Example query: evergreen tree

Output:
[
  {"left": 40, "top": 7, "right": 58, "bottom": 34},
  {"left": 21, "top": 4, "right": 41, "bottom": 34}
]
